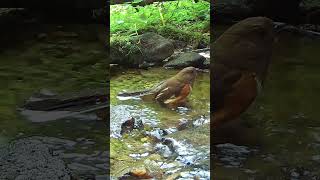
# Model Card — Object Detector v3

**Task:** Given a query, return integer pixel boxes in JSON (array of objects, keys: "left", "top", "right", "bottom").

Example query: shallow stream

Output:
[
  {"left": 0, "top": 24, "right": 108, "bottom": 178},
  {"left": 213, "top": 26, "right": 320, "bottom": 179},
  {"left": 110, "top": 68, "right": 210, "bottom": 179}
]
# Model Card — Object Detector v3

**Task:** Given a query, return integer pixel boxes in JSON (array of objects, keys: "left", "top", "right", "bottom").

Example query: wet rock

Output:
[
  {"left": 95, "top": 163, "right": 108, "bottom": 169},
  {"left": 120, "top": 117, "right": 145, "bottom": 135},
  {"left": 177, "top": 119, "right": 191, "bottom": 131},
  {"left": 281, "top": 166, "right": 320, "bottom": 180},
  {"left": 146, "top": 128, "right": 168, "bottom": 141},
  {"left": 154, "top": 144, "right": 172, "bottom": 158},
  {"left": 61, "top": 153, "right": 90, "bottom": 160},
  {"left": 215, "top": 143, "right": 253, "bottom": 168},
  {"left": 95, "top": 174, "right": 109, "bottom": 180},
  {"left": 110, "top": 32, "right": 174, "bottom": 68},
  {"left": 67, "top": 162, "right": 100, "bottom": 172},
  {"left": 172, "top": 40, "right": 188, "bottom": 49},
  {"left": 120, "top": 117, "right": 135, "bottom": 135},
  {"left": 32, "top": 136, "right": 77, "bottom": 149},
  {"left": 20, "top": 88, "right": 108, "bottom": 122},
  {"left": 160, "top": 138, "right": 209, "bottom": 167},
  {"left": 138, "top": 32, "right": 174, "bottom": 64},
  {"left": 0, "top": 138, "right": 71, "bottom": 179},
  {"left": 164, "top": 52, "right": 206, "bottom": 69},
  {"left": 111, "top": 105, "right": 158, "bottom": 138}
]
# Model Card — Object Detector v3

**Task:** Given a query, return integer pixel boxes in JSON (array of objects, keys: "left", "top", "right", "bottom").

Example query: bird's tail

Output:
[{"left": 117, "top": 89, "right": 156, "bottom": 101}]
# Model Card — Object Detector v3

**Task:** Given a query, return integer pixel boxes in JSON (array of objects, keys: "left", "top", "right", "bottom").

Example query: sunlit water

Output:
[
  {"left": 110, "top": 68, "right": 210, "bottom": 179},
  {"left": 214, "top": 28, "right": 320, "bottom": 179}
]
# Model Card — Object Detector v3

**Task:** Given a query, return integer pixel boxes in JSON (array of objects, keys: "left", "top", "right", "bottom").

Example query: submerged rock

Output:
[
  {"left": 214, "top": 143, "right": 255, "bottom": 168},
  {"left": 0, "top": 138, "right": 71, "bottom": 179},
  {"left": 19, "top": 88, "right": 108, "bottom": 122},
  {"left": 120, "top": 117, "right": 144, "bottom": 135}
]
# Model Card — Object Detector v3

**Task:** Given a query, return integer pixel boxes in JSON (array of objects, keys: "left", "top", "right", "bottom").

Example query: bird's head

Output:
[
  {"left": 175, "top": 66, "right": 198, "bottom": 85},
  {"left": 213, "top": 16, "right": 275, "bottom": 85}
]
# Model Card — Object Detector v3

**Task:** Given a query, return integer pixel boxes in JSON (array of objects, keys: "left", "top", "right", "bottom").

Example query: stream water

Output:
[
  {"left": 213, "top": 27, "right": 320, "bottom": 179},
  {"left": 0, "top": 24, "right": 108, "bottom": 178},
  {"left": 110, "top": 68, "right": 210, "bottom": 179},
  {"left": 1, "top": 22, "right": 319, "bottom": 179}
]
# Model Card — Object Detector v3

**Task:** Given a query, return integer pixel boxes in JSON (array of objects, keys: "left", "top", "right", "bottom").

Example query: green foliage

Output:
[
  {"left": 110, "top": 35, "right": 141, "bottom": 56},
  {"left": 110, "top": 0, "right": 210, "bottom": 43}
]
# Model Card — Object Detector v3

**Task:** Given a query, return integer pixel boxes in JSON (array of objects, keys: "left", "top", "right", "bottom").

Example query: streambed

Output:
[{"left": 110, "top": 68, "right": 210, "bottom": 179}]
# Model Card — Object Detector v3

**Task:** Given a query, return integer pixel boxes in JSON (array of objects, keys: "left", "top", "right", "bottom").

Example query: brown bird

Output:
[
  {"left": 118, "top": 67, "right": 197, "bottom": 108},
  {"left": 211, "top": 17, "right": 275, "bottom": 128}
]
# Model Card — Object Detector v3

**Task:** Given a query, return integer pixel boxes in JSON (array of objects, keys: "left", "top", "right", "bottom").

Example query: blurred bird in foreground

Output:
[
  {"left": 211, "top": 16, "right": 275, "bottom": 128},
  {"left": 118, "top": 67, "right": 197, "bottom": 108}
]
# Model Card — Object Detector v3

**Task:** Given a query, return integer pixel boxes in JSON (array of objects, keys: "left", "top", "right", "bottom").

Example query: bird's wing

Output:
[
  {"left": 164, "top": 83, "right": 191, "bottom": 105},
  {"left": 212, "top": 63, "right": 242, "bottom": 110},
  {"left": 154, "top": 86, "right": 174, "bottom": 102}
]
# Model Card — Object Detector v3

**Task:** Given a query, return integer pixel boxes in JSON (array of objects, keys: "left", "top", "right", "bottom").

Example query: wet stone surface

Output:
[
  {"left": 36, "top": 136, "right": 108, "bottom": 178},
  {"left": 0, "top": 138, "right": 71, "bottom": 180},
  {"left": 214, "top": 143, "right": 255, "bottom": 168},
  {"left": 0, "top": 136, "right": 109, "bottom": 179}
]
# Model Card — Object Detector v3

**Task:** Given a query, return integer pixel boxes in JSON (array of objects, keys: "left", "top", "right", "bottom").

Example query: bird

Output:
[
  {"left": 211, "top": 16, "right": 275, "bottom": 128},
  {"left": 117, "top": 66, "right": 197, "bottom": 108}
]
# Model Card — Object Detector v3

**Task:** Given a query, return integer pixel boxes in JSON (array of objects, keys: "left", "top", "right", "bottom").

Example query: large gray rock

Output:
[
  {"left": 110, "top": 32, "right": 174, "bottom": 68},
  {"left": 0, "top": 138, "right": 71, "bottom": 180},
  {"left": 164, "top": 52, "right": 206, "bottom": 68},
  {"left": 138, "top": 32, "right": 174, "bottom": 64}
]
